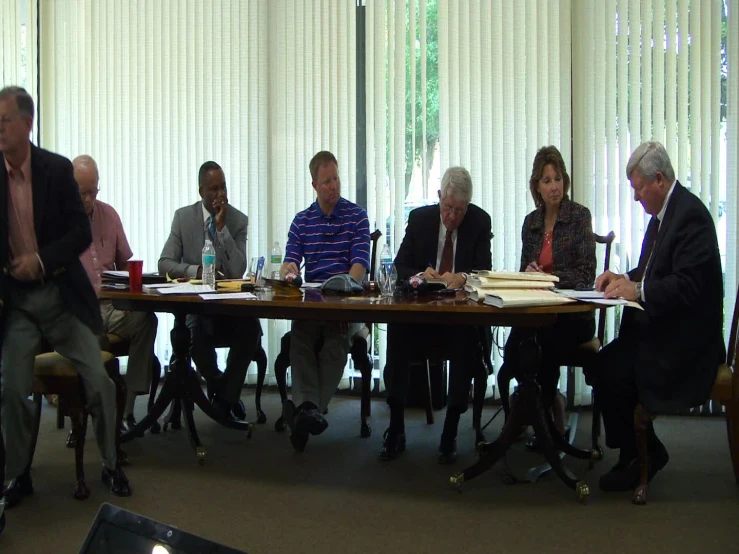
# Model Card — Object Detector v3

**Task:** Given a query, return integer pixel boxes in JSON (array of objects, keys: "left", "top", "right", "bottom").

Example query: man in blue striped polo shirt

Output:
[{"left": 280, "top": 151, "right": 370, "bottom": 452}]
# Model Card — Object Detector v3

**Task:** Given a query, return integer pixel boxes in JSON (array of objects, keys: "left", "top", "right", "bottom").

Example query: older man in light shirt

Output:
[{"left": 74, "top": 155, "right": 158, "bottom": 431}]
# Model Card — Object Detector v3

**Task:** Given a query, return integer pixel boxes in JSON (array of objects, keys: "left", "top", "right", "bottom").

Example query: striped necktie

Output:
[{"left": 206, "top": 215, "right": 217, "bottom": 243}]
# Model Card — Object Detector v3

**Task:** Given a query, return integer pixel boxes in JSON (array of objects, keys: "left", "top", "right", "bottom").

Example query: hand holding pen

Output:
[{"left": 422, "top": 262, "right": 441, "bottom": 280}]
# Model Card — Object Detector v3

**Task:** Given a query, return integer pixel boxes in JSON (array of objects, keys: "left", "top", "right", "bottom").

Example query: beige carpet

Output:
[{"left": 2, "top": 390, "right": 737, "bottom": 554}]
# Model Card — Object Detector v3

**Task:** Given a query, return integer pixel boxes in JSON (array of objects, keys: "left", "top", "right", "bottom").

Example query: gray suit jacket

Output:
[{"left": 158, "top": 201, "right": 248, "bottom": 279}]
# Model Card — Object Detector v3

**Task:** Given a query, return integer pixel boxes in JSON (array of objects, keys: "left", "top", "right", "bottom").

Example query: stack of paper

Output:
[{"left": 466, "top": 271, "right": 574, "bottom": 308}]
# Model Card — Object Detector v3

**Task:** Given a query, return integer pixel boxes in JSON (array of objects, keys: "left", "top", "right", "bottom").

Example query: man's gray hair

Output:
[
  {"left": 440, "top": 166, "right": 473, "bottom": 204},
  {"left": 0, "top": 86, "right": 35, "bottom": 119},
  {"left": 72, "top": 155, "right": 100, "bottom": 180},
  {"left": 626, "top": 141, "right": 676, "bottom": 183}
]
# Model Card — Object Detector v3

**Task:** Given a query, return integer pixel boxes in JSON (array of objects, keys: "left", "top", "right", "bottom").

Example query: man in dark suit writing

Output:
[
  {"left": 594, "top": 141, "right": 725, "bottom": 491},
  {"left": 0, "top": 86, "right": 130, "bottom": 507},
  {"left": 380, "top": 166, "right": 492, "bottom": 463}
]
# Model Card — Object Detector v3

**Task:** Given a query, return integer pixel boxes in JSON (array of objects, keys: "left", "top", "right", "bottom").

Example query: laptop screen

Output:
[{"left": 79, "top": 503, "right": 247, "bottom": 554}]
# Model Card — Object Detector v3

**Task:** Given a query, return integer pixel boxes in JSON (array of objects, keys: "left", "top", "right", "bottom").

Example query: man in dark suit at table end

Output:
[
  {"left": 0, "top": 86, "right": 130, "bottom": 507},
  {"left": 158, "top": 161, "right": 262, "bottom": 422},
  {"left": 381, "top": 166, "right": 492, "bottom": 464},
  {"left": 594, "top": 141, "right": 725, "bottom": 492}
]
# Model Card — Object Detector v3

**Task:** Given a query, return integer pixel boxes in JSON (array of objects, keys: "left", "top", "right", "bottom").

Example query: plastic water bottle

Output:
[
  {"left": 379, "top": 242, "right": 394, "bottom": 296},
  {"left": 202, "top": 239, "right": 216, "bottom": 289},
  {"left": 270, "top": 241, "right": 282, "bottom": 280}
]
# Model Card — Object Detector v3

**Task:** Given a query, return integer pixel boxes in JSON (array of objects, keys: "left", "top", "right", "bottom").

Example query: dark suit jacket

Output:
[
  {"left": 394, "top": 203, "right": 492, "bottom": 280},
  {"left": 623, "top": 181, "right": 725, "bottom": 412},
  {"left": 0, "top": 145, "right": 102, "bottom": 338},
  {"left": 519, "top": 199, "right": 596, "bottom": 289}
]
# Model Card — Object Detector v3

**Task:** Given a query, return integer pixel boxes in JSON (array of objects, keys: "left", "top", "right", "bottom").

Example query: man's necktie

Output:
[
  {"left": 637, "top": 216, "right": 659, "bottom": 280},
  {"left": 206, "top": 216, "right": 217, "bottom": 243},
  {"left": 439, "top": 229, "right": 454, "bottom": 274}
]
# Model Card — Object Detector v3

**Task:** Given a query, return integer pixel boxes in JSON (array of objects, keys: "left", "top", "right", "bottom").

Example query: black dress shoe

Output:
[
  {"left": 283, "top": 400, "right": 308, "bottom": 452},
  {"left": 379, "top": 428, "right": 406, "bottom": 461},
  {"left": 438, "top": 439, "right": 457, "bottom": 464},
  {"left": 297, "top": 402, "right": 328, "bottom": 436},
  {"left": 2, "top": 470, "right": 33, "bottom": 509},
  {"left": 102, "top": 467, "right": 132, "bottom": 497},
  {"left": 230, "top": 400, "right": 247, "bottom": 421}
]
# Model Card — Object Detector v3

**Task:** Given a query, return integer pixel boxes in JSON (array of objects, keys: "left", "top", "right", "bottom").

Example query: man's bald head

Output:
[{"left": 73, "top": 155, "right": 100, "bottom": 215}]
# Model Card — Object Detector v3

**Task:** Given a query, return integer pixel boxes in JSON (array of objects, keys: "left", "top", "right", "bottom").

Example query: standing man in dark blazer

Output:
[
  {"left": 380, "top": 166, "right": 492, "bottom": 463},
  {"left": 594, "top": 141, "right": 725, "bottom": 492},
  {"left": 0, "top": 86, "right": 130, "bottom": 507}
]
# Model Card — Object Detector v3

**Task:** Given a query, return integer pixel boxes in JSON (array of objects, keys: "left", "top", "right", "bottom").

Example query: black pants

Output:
[
  {"left": 187, "top": 315, "right": 262, "bottom": 404},
  {"left": 384, "top": 323, "right": 484, "bottom": 437},
  {"left": 591, "top": 334, "right": 641, "bottom": 455},
  {"left": 500, "top": 316, "right": 595, "bottom": 410}
]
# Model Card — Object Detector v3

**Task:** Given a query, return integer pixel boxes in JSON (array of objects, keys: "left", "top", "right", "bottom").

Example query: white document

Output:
[
  {"left": 103, "top": 270, "right": 130, "bottom": 278},
  {"left": 555, "top": 289, "right": 605, "bottom": 299},
  {"left": 158, "top": 284, "right": 215, "bottom": 295},
  {"left": 300, "top": 282, "right": 323, "bottom": 289},
  {"left": 143, "top": 282, "right": 183, "bottom": 290},
  {"left": 199, "top": 292, "right": 257, "bottom": 301}
]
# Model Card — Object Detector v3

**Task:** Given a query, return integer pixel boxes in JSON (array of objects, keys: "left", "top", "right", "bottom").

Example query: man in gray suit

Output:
[{"left": 159, "top": 161, "right": 261, "bottom": 421}]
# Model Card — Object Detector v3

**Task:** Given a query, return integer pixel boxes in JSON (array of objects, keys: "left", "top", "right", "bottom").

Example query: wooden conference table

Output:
[{"left": 99, "top": 285, "right": 600, "bottom": 500}]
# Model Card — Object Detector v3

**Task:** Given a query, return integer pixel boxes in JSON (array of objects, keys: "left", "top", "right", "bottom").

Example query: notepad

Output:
[
  {"left": 199, "top": 292, "right": 257, "bottom": 300},
  {"left": 158, "top": 284, "right": 214, "bottom": 295}
]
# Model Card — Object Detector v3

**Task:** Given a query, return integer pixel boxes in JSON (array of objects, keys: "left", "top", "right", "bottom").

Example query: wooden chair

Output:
[
  {"left": 562, "top": 231, "right": 615, "bottom": 456},
  {"left": 416, "top": 327, "right": 493, "bottom": 444},
  {"left": 633, "top": 287, "right": 739, "bottom": 505},
  {"left": 31, "top": 350, "right": 125, "bottom": 500},
  {"left": 62, "top": 333, "right": 162, "bottom": 446},
  {"left": 264, "top": 229, "right": 382, "bottom": 438}
]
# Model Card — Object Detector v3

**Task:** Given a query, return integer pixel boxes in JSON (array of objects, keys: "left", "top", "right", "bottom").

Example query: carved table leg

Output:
[
  {"left": 182, "top": 397, "right": 207, "bottom": 465},
  {"left": 254, "top": 344, "right": 268, "bottom": 424}
]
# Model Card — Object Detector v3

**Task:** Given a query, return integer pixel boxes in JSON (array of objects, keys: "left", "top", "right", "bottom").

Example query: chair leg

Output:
[
  {"left": 496, "top": 362, "right": 513, "bottom": 422},
  {"left": 725, "top": 400, "right": 739, "bottom": 484},
  {"left": 72, "top": 410, "right": 90, "bottom": 500},
  {"left": 149, "top": 356, "right": 162, "bottom": 434},
  {"left": 632, "top": 404, "right": 654, "bottom": 505},
  {"left": 273, "top": 334, "right": 291, "bottom": 432},
  {"left": 590, "top": 389, "right": 604, "bottom": 464},
  {"left": 355, "top": 348, "right": 373, "bottom": 439},
  {"left": 472, "top": 366, "right": 487, "bottom": 444},
  {"left": 56, "top": 406, "right": 65, "bottom": 430},
  {"left": 424, "top": 361, "right": 435, "bottom": 425},
  {"left": 254, "top": 345, "right": 268, "bottom": 424}
]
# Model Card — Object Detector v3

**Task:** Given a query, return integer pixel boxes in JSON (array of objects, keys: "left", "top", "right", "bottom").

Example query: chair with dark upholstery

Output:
[{"left": 263, "top": 229, "right": 383, "bottom": 438}]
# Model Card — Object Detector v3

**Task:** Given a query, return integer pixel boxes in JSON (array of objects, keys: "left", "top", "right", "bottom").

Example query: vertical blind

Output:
[
  {"left": 38, "top": 0, "right": 358, "bottom": 387},
  {"left": 438, "top": 0, "right": 573, "bottom": 399}
]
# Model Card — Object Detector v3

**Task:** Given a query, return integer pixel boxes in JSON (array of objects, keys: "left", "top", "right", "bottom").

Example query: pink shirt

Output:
[
  {"left": 79, "top": 200, "right": 133, "bottom": 289},
  {"left": 5, "top": 143, "right": 39, "bottom": 260}
]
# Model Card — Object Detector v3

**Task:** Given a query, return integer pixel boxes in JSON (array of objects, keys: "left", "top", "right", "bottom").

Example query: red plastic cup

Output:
[{"left": 128, "top": 260, "right": 143, "bottom": 292}]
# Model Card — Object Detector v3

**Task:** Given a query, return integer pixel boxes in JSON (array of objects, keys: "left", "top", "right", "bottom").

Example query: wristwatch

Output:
[{"left": 635, "top": 281, "right": 643, "bottom": 301}]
